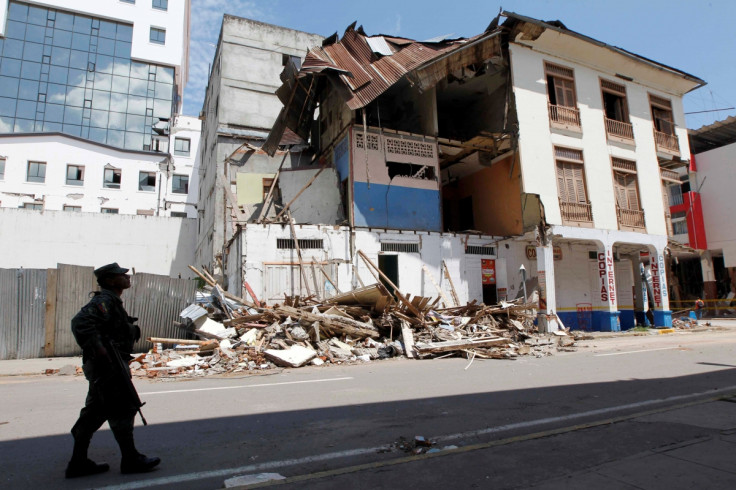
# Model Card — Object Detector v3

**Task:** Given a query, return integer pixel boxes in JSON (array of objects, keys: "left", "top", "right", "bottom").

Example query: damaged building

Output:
[{"left": 202, "top": 12, "right": 705, "bottom": 331}]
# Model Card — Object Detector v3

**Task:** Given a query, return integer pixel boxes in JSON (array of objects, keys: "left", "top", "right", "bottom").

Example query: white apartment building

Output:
[
  {"left": 0, "top": 0, "right": 197, "bottom": 275},
  {"left": 501, "top": 13, "right": 704, "bottom": 330},
  {"left": 0, "top": 0, "right": 194, "bottom": 217}
]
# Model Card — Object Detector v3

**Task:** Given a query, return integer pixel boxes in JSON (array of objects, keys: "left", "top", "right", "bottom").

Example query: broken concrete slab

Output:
[{"left": 264, "top": 345, "right": 317, "bottom": 368}]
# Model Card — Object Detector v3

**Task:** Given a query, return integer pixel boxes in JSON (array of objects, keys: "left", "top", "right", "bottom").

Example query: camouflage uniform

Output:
[{"left": 70, "top": 288, "right": 141, "bottom": 461}]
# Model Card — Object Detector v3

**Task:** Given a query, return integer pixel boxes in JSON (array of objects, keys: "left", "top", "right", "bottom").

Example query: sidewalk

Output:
[
  {"left": 1, "top": 319, "right": 734, "bottom": 377},
  {"left": 0, "top": 356, "right": 82, "bottom": 376}
]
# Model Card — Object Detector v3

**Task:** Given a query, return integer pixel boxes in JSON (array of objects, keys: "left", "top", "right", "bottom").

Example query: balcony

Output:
[
  {"left": 616, "top": 207, "right": 645, "bottom": 229},
  {"left": 605, "top": 117, "right": 634, "bottom": 141},
  {"left": 560, "top": 201, "right": 593, "bottom": 224},
  {"left": 653, "top": 129, "right": 680, "bottom": 155},
  {"left": 548, "top": 103, "right": 581, "bottom": 131}
]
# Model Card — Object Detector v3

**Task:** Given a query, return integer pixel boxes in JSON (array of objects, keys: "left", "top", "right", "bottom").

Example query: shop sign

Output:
[
  {"left": 525, "top": 245, "right": 563, "bottom": 261},
  {"left": 481, "top": 259, "right": 496, "bottom": 285}
]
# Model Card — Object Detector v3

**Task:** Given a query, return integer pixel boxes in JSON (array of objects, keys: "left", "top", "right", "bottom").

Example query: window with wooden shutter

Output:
[
  {"left": 613, "top": 172, "right": 640, "bottom": 211},
  {"left": 557, "top": 161, "right": 587, "bottom": 203},
  {"left": 612, "top": 157, "right": 645, "bottom": 228},
  {"left": 545, "top": 63, "right": 577, "bottom": 107}
]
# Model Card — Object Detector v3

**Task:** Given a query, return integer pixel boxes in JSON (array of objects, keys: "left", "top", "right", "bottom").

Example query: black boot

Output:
[
  {"left": 65, "top": 458, "right": 110, "bottom": 478},
  {"left": 121, "top": 453, "right": 161, "bottom": 474}
]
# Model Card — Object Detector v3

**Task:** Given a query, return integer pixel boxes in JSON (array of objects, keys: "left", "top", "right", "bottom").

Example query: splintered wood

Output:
[{"left": 133, "top": 265, "right": 572, "bottom": 378}]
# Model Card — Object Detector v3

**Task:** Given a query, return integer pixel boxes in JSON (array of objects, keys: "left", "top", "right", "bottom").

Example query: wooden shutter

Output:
[
  {"left": 614, "top": 172, "right": 627, "bottom": 207},
  {"left": 614, "top": 172, "right": 640, "bottom": 210},
  {"left": 554, "top": 78, "right": 576, "bottom": 107},
  {"left": 557, "top": 161, "right": 587, "bottom": 203},
  {"left": 572, "top": 164, "right": 586, "bottom": 203},
  {"left": 556, "top": 162, "right": 568, "bottom": 201},
  {"left": 625, "top": 175, "right": 639, "bottom": 211}
]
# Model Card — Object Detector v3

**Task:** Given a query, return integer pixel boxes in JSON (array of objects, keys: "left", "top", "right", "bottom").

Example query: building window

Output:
[
  {"left": 120, "top": 0, "right": 135, "bottom": 4},
  {"left": 554, "top": 147, "right": 592, "bottom": 223},
  {"left": 27, "top": 161, "right": 46, "bottom": 183},
  {"left": 136, "top": 209, "right": 154, "bottom": 216},
  {"left": 0, "top": 158, "right": 5, "bottom": 180},
  {"left": 101, "top": 208, "right": 119, "bottom": 214},
  {"left": 611, "top": 158, "right": 644, "bottom": 229},
  {"left": 138, "top": 171, "right": 156, "bottom": 191},
  {"left": 152, "top": 0, "right": 168, "bottom": 10},
  {"left": 0, "top": 2, "right": 175, "bottom": 151},
  {"left": 174, "top": 137, "right": 191, "bottom": 156},
  {"left": 66, "top": 165, "right": 85, "bottom": 186},
  {"left": 601, "top": 80, "right": 633, "bottom": 140},
  {"left": 104, "top": 167, "right": 122, "bottom": 189},
  {"left": 170, "top": 211, "right": 187, "bottom": 218},
  {"left": 545, "top": 62, "right": 580, "bottom": 129},
  {"left": 671, "top": 211, "right": 688, "bottom": 235},
  {"left": 172, "top": 174, "right": 188, "bottom": 194},
  {"left": 150, "top": 27, "right": 166, "bottom": 44},
  {"left": 650, "top": 94, "right": 680, "bottom": 154},
  {"left": 63, "top": 205, "right": 82, "bottom": 212},
  {"left": 23, "top": 203, "right": 43, "bottom": 210}
]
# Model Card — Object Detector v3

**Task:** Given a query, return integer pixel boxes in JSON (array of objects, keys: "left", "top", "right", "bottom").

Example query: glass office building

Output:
[{"left": 0, "top": 1, "right": 175, "bottom": 151}]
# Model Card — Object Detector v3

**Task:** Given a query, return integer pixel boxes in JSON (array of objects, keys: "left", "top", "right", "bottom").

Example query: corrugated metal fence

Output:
[{"left": 0, "top": 265, "right": 196, "bottom": 360}]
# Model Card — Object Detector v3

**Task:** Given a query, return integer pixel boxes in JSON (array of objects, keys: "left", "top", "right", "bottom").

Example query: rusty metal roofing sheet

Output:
[
  {"left": 325, "top": 43, "right": 373, "bottom": 91},
  {"left": 341, "top": 29, "right": 375, "bottom": 65}
]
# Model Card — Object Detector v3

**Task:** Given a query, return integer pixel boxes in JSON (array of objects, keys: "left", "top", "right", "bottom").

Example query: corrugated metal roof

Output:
[{"left": 689, "top": 115, "right": 736, "bottom": 154}]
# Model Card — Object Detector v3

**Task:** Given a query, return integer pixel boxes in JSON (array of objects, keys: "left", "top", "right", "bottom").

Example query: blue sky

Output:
[{"left": 184, "top": 0, "right": 736, "bottom": 129}]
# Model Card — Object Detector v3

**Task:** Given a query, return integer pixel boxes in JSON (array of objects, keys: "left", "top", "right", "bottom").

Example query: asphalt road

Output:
[{"left": 2, "top": 328, "right": 736, "bottom": 489}]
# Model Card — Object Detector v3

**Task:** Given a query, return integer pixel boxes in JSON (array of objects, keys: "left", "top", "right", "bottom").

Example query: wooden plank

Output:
[
  {"left": 422, "top": 264, "right": 452, "bottom": 308},
  {"left": 188, "top": 265, "right": 257, "bottom": 308},
  {"left": 43, "top": 268, "right": 58, "bottom": 357},
  {"left": 243, "top": 280, "right": 261, "bottom": 307},
  {"left": 442, "top": 260, "right": 460, "bottom": 307},
  {"left": 414, "top": 336, "right": 509, "bottom": 354},
  {"left": 288, "top": 214, "right": 312, "bottom": 297},
  {"left": 275, "top": 165, "right": 328, "bottom": 220},
  {"left": 257, "top": 152, "right": 288, "bottom": 222},
  {"left": 317, "top": 262, "right": 339, "bottom": 294},
  {"left": 218, "top": 172, "right": 249, "bottom": 222},
  {"left": 148, "top": 337, "right": 211, "bottom": 345},
  {"left": 400, "top": 320, "right": 415, "bottom": 358}
]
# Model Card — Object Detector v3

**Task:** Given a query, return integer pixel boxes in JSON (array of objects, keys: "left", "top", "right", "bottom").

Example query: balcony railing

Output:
[
  {"left": 616, "top": 207, "right": 645, "bottom": 229},
  {"left": 605, "top": 117, "right": 634, "bottom": 140},
  {"left": 548, "top": 103, "right": 581, "bottom": 128},
  {"left": 653, "top": 129, "right": 680, "bottom": 154},
  {"left": 560, "top": 201, "right": 593, "bottom": 222}
]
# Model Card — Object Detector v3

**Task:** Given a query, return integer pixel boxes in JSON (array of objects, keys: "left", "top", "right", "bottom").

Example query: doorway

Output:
[{"left": 378, "top": 254, "right": 399, "bottom": 296}]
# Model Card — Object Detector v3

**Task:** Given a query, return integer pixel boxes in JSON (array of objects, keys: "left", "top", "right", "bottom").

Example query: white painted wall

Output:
[
  {"left": 696, "top": 142, "right": 736, "bottom": 267},
  {"left": 167, "top": 115, "right": 201, "bottom": 218},
  {"left": 235, "top": 224, "right": 499, "bottom": 306},
  {"left": 0, "top": 0, "right": 190, "bottom": 94},
  {"left": 0, "top": 133, "right": 176, "bottom": 214},
  {"left": 509, "top": 41, "right": 690, "bottom": 236},
  {"left": 0, "top": 207, "right": 196, "bottom": 277}
]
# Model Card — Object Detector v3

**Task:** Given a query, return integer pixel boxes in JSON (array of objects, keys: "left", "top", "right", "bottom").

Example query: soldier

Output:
[{"left": 65, "top": 263, "right": 160, "bottom": 478}]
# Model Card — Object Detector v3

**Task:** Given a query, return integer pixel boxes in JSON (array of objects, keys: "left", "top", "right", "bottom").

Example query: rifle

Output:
[{"left": 100, "top": 338, "right": 148, "bottom": 425}]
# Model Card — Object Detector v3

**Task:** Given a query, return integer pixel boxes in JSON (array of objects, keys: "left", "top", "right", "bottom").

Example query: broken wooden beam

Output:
[{"left": 414, "top": 337, "right": 510, "bottom": 354}]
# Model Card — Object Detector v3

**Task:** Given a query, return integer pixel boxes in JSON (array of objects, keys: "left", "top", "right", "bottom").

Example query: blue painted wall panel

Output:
[
  {"left": 334, "top": 135, "right": 350, "bottom": 182},
  {"left": 353, "top": 182, "right": 441, "bottom": 231}
]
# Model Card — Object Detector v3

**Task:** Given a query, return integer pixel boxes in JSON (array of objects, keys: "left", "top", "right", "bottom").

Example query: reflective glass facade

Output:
[{"left": 0, "top": 1, "right": 175, "bottom": 151}]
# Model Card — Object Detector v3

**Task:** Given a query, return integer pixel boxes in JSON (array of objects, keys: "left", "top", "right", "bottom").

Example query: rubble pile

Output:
[{"left": 132, "top": 267, "right": 572, "bottom": 378}]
